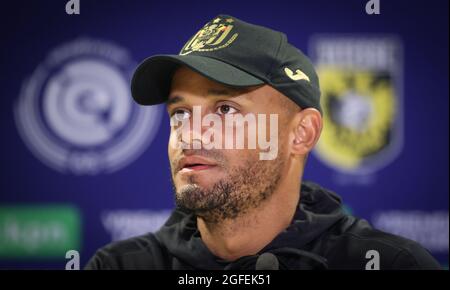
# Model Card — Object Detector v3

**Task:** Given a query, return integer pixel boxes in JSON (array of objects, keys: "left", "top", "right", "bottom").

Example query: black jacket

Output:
[{"left": 85, "top": 181, "right": 441, "bottom": 270}]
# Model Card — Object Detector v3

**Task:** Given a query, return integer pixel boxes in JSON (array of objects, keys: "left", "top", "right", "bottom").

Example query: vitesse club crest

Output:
[
  {"left": 180, "top": 17, "right": 238, "bottom": 55},
  {"left": 309, "top": 36, "right": 403, "bottom": 174}
]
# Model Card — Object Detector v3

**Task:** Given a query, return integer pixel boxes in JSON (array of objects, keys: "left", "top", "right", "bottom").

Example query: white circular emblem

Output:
[{"left": 14, "top": 38, "right": 162, "bottom": 175}]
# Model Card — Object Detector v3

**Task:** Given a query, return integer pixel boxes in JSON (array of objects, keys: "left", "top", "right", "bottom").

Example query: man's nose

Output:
[{"left": 178, "top": 105, "right": 212, "bottom": 149}]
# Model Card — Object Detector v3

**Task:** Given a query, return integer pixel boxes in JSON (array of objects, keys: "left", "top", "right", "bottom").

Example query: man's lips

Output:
[{"left": 178, "top": 156, "right": 218, "bottom": 172}]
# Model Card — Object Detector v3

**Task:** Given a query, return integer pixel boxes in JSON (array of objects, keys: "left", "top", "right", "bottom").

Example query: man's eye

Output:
[
  {"left": 216, "top": 104, "right": 237, "bottom": 115},
  {"left": 171, "top": 109, "right": 191, "bottom": 121}
]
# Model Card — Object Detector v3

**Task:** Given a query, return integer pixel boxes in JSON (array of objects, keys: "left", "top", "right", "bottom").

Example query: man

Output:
[{"left": 85, "top": 15, "right": 441, "bottom": 270}]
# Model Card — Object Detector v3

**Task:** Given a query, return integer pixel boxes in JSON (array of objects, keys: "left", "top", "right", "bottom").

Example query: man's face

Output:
[{"left": 167, "top": 66, "right": 292, "bottom": 223}]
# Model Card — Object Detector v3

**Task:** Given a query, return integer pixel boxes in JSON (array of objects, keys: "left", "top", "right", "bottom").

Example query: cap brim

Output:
[{"left": 131, "top": 54, "right": 265, "bottom": 105}]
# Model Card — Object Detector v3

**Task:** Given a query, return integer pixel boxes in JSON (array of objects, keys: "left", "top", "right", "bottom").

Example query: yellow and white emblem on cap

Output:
[{"left": 180, "top": 17, "right": 239, "bottom": 55}]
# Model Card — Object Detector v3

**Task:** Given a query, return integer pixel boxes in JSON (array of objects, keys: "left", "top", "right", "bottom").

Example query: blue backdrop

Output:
[{"left": 0, "top": 0, "right": 448, "bottom": 269}]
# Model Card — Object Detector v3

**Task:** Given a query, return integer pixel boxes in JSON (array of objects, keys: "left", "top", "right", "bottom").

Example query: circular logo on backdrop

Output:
[{"left": 14, "top": 38, "right": 162, "bottom": 175}]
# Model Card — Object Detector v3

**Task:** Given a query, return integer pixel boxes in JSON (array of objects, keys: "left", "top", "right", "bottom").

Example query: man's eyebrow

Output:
[{"left": 166, "top": 95, "right": 184, "bottom": 106}]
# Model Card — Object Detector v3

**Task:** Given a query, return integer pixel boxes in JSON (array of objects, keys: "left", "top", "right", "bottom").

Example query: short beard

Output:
[{"left": 172, "top": 152, "right": 285, "bottom": 224}]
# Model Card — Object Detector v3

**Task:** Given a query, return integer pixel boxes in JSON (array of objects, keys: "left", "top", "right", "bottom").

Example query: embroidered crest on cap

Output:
[{"left": 180, "top": 17, "right": 239, "bottom": 55}]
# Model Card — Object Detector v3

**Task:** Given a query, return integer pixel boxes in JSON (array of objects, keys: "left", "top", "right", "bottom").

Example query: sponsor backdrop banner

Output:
[{"left": 0, "top": 0, "right": 448, "bottom": 269}]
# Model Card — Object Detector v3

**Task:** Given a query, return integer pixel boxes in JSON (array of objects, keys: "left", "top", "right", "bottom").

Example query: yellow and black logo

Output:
[
  {"left": 315, "top": 67, "right": 399, "bottom": 173},
  {"left": 180, "top": 17, "right": 239, "bottom": 55},
  {"left": 309, "top": 37, "right": 403, "bottom": 174}
]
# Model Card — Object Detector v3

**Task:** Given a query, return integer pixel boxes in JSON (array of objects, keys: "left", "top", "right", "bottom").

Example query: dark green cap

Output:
[{"left": 131, "top": 14, "right": 321, "bottom": 113}]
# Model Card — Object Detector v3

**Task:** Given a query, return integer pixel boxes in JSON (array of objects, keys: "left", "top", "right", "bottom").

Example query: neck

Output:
[{"left": 197, "top": 162, "right": 303, "bottom": 261}]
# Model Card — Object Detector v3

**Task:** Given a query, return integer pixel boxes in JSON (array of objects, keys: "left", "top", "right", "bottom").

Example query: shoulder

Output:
[
  {"left": 84, "top": 233, "right": 168, "bottom": 270},
  {"left": 324, "top": 217, "right": 442, "bottom": 270}
]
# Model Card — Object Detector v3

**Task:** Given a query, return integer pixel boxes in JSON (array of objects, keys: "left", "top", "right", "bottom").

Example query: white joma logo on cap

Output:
[{"left": 284, "top": 67, "right": 310, "bottom": 82}]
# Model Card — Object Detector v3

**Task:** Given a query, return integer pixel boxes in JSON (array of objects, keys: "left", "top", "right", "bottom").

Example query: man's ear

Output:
[{"left": 290, "top": 108, "right": 323, "bottom": 155}]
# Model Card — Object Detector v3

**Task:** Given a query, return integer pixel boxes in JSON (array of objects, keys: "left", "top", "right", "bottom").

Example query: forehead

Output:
[
  {"left": 168, "top": 66, "right": 282, "bottom": 106},
  {"left": 170, "top": 66, "right": 249, "bottom": 94}
]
